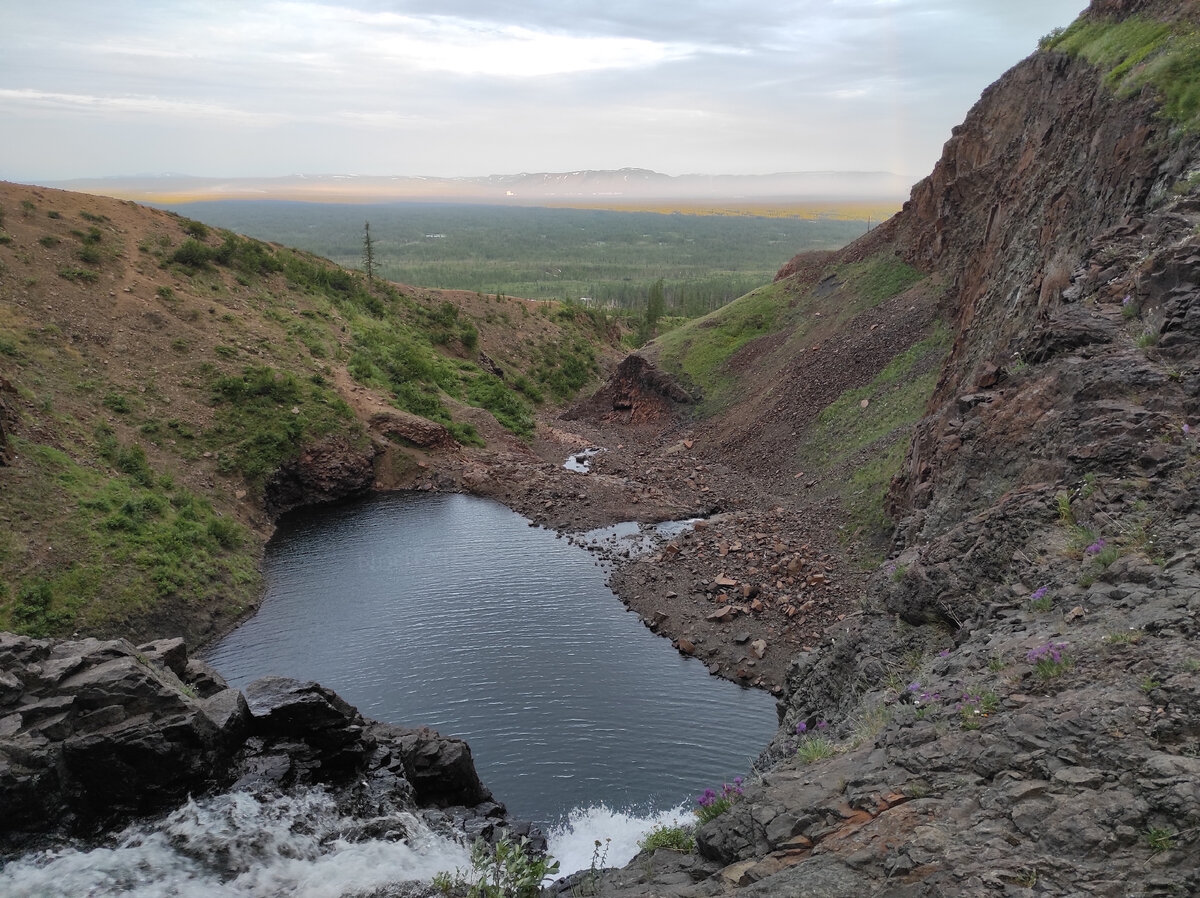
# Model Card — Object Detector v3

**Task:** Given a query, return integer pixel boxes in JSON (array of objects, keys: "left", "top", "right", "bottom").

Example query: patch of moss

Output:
[
  {"left": 1047, "top": 16, "right": 1200, "bottom": 131},
  {"left": 838, "top": 256, "right": 925, "bottom": 307},
  {"left": 0, "top": 438, "right": 257, "bottom": 637},
  {"left": 205, "top": 365, "right": 360, "bottom": 486},
  {"left": 655, "top": 281, "right": 786, "bottom": 400},
  {"left": 797, "top": 324, "right": 950, "bottom": 547}
]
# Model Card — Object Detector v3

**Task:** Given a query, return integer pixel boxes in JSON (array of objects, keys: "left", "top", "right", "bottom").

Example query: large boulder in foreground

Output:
[{"left": 0, "top": 632, "right": 500, "bottom": 853}]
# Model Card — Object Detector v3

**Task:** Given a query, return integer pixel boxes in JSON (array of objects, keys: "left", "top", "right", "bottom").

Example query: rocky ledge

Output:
[{"left": 0, "top": 632, "right": 526, "bottom": 856}]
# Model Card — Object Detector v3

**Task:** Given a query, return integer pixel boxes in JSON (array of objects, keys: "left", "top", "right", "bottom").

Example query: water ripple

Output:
[{"left": 207, "top": 492, "right": 776, "bottom": 827}]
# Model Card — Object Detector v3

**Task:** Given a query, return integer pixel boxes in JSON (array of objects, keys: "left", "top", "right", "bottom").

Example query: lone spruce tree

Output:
[{"left": 362, "top": 221, "right": 376, "bottom": 284}]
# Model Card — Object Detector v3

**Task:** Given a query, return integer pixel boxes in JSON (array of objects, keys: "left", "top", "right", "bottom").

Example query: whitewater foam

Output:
[
  {"left": 547, "top": 803, "right": 692, "bottom": 876},
  {"left": 0, "top": 789, "right": 471, "bottom": 898}
]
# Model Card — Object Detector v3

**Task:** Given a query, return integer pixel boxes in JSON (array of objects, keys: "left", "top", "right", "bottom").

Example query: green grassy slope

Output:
[
  {"left": 652, "top": 246, "right": 941, "bottom": 550},
  {"left": 0, "top": 183, "right": 620, "bottom": 641}
]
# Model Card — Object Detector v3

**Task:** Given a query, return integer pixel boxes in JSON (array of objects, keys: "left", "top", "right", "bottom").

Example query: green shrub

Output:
[
  {"left": 460, "top": 322, "right": 480, "bottom": 350},
  {"left": 448, "top": 421, "right": 484, "bottom": 447},
  {"left": 12, "top": 580, "right": 70, "bottom": 637},
  {"left": 102, "top": 392, "right": 132, "bottom": 414},
  {"left": 638, "top": 824, "right": 695, "bottom": 854},
  {"left": 170, "top": 238, "right": 214, "bottom": 269},
  {"left": 391, "top": 382, "right": 448, "bottom": 421},
  {"left": 459, "top": 836, "right": 558, "bottom": 898},
  {"left": 466, "top": 374, "right": 534, "bottom": 438},
  {"left": 206, "top": 364, "right": 357, "bottom": 483},
  {"left": 213, "top": 366, "right": 301, "bottom": 405},
  {"left": 114, "top": 444, "right": 155, "bottom": 487}
]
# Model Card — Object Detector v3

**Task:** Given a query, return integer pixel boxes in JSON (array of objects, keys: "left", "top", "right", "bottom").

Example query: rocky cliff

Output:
[
  {"left": 592, "top": 2, "right": 1200, "bottom": 895},
  {"left": 0, "top": 632, "right": 518, "bottom": 856}
]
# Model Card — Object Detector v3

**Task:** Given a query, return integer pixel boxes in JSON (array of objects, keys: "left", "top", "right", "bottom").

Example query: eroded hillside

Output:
[
  {"left": 578, "top": 1, "right": 1200, "bottom": 894},
  {"left": 0, "top": 183, "right": 627, "bottom": 642}
]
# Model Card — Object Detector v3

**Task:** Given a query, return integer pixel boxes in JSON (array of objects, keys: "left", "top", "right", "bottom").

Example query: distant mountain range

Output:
[{"left": 44, "top": 168, "right": 915, "bottom": 205}]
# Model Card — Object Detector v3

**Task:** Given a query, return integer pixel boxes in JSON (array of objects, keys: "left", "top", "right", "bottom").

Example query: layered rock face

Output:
[
  {"left": 0, "top": 633, "right": 507, "bottom": 855},
  {"left": 598, "top": 4, "right": 1200, "bottom": 895}
]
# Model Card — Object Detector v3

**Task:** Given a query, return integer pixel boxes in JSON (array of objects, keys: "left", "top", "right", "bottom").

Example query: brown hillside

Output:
[{"left": 0, "top": 181, "right": 634, "bottom": 643}]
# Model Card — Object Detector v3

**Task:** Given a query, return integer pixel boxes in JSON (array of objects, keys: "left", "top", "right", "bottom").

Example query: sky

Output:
[{"left": 0, "top": 1, "right": 1087, "bottom": 183}]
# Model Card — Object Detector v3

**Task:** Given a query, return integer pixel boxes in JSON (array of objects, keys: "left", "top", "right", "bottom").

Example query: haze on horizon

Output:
[{"left": 1, "top": 1, "right": 1085, "bottom": 186}]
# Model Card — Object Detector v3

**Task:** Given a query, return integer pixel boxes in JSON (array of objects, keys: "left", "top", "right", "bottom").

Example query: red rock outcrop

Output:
[{"left": 263, "top": 436, "right": 377, "bottom": 519}]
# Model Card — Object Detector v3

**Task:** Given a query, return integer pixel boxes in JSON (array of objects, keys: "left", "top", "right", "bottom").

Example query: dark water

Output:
[{"left": 206, "top": 491, "right": 777, "bottom": 827}]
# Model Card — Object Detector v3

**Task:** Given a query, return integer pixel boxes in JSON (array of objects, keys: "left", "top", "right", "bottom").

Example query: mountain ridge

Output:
[{"left": 41, "top": 168, "right": 915, "bottom": 207}]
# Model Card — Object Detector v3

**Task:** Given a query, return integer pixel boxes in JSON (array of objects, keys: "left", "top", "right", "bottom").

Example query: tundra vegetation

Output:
[{"left": 0, "top": 194, "right": 625, "bottom": 637}]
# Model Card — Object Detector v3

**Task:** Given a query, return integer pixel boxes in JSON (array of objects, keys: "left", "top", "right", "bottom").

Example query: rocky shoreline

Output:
[{"left": 0, "top": 632, "right": 533, "bottom": 859}]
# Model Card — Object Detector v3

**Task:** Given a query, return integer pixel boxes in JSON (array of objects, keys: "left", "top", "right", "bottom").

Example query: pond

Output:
[{"left": 206, "top": 491, "right": 778, "bottom": 832}]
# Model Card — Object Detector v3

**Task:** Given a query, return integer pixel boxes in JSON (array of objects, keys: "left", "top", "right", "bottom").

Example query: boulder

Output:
[
  {"left": 369, "top": 410, "right": 457, "bottom": 450},
  {"left": 381, "top": 723, "right": 493, "bottom": 808},
  {"left": 0, "top": 633, "right": 504, "bottom": 852},
  {"left": 262, "top": 436, "right": 377, "bottom": 519}
]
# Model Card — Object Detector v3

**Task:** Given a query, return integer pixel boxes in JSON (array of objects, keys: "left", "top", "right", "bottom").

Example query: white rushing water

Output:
[
  {"left": 0, "top": 793, "right": 697, "bottom": 896},
  {"left": 547, "top": 803, "right": 693, "bottom": 876},
  {"left": 563, "top": 447, "right": 605, "bottom": 473},
  {"left": 0, "top": 789, "right": 471, "bottom": 898}
]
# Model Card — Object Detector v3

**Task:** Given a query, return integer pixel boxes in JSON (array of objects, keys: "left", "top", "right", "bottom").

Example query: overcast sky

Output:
[{"left": 1, "top": 1, "right": 1086, "bottom": 183}]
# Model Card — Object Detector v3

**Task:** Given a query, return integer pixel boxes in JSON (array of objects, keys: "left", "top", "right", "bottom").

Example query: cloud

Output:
[
  {"left": 0, "top": 0, "right": 1088, "bottom": 180},
  {"left": 0, "top": 88, "right": 280, "bottom": 123}
]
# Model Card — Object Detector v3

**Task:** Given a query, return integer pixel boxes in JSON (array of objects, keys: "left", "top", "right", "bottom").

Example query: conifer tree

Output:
[{"left": 361, "top": 221, "right": 376, "bottom": 284}]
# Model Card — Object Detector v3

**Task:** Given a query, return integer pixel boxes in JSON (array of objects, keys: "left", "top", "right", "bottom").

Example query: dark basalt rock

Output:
[
  {"left": 0, "top": 633, "right": 510, "bottom": 854},
  {"left": 381, "top": 722, "right": 492, "bottom": 808}
]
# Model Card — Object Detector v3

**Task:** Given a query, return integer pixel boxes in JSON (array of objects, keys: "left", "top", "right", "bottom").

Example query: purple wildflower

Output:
[
  {"left": 1085, "top": 539, "right": 1107, "bottom": 555},
  {"left": 796, "top": 721, "right": 807, "bottom": 734},
  {"left": 938, "top": 649, "right": 951, "bottom": 658},
  {"left": 1122, "top": 295, "right": 1132, "bottom": 306},
  {"left": 1030, "top": 586, "right": 1049, "bottom": 601},
  {"left": 1185, "top": 423, "right": 1192, "bottom": 435},
  {"left": 907, "top": 682, "right": 921, "bottom": 693},
  {"left": 816, "top": 720, "right": 829, "bottom": 732},
  {"left": 1026, "top": 641, "right": 1068, "bottom": 664}
]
